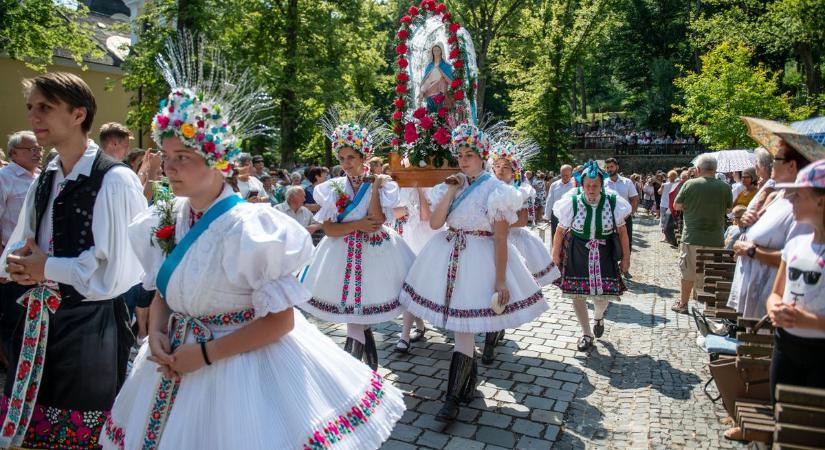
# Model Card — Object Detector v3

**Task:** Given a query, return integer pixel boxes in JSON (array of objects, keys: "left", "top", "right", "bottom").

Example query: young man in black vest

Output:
[{"left": 0, "top": 72, "right": 147, "bottom": 449}]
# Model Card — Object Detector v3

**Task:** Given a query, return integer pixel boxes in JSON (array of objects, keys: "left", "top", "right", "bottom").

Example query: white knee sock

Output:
[
  {"left": 453, "top": 332, "right": 476, "bottom": 357},
  {"left": 593, "top": 298, "right": 609, "bottom": 320},
  {"left": 400, "top": 312, "right": 414, "bottom": 342},
  {"left": 572, "top": 299, "right": 593, "bottom": 337},
  {"left": 415, "top": 316, "right": 425, "bottom": 330},
  {"left": 347, "top": 323, "right": 367, "bottom": 344}
]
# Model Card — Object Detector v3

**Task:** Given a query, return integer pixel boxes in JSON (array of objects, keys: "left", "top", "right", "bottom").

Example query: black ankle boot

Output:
[
  {"left": 363, "top": 328, "right": 379, "bottom": 371},
  {"left": 436, "top": 352, "right": 475, "bottom": 423},
  {"left": 481, "top": 331, "right": 500, "bottom": 364},
  {"left": 344, "top": 337, "right": 365, "bottom": 361}
]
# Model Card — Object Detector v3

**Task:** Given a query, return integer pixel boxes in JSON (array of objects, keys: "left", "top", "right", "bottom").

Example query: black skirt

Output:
[{"left": 555, "top": 233, "right": 626, "bottom": 296}]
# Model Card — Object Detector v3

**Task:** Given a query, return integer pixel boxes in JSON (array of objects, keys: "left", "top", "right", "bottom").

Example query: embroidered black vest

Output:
[{"left": 33, "top": 151, "right": 124, "bottom": 305}]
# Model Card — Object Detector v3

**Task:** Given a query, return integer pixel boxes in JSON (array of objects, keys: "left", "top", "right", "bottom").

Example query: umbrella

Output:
[
  {"left": 740, "top": 116, "right": 797, "bottom": 154},
  {"left": 791, "top": 116, "right": 825, "bottom": 145},
  {"left": 691, "top": 150, "right": 755, "bottom": 173},
  {"left": 774, "top": 132, "right": 825, "bottom": 162}
]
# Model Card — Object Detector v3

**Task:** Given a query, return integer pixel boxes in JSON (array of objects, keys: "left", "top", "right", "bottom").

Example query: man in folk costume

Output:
[{"left": 0, "top": 72, "right": 146, "bottom": 449}]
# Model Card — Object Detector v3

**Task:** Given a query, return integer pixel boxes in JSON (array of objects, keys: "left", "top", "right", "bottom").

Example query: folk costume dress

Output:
[
  {"left": 399, "top": 175, "right": 546, "bottom": 333},
  {"left": 0, "top": 141, "right": 146, "bottom": 450},
  {"left": 396, "top": 187, "right": 444, "bottom": 254},
  {"left": 512, "top": 183, "right": 560, "bottom": 287},
  {"left": 300, "top": 176, "right": 415, "bottom": 325},
  {"left": 553, "top": 187, "right": 631, "bottom": 300},
  {"left": 101, "top": 186, "right": 405, "bottom": 450}
]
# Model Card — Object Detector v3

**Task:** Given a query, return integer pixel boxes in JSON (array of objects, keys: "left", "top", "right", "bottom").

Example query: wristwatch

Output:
[{"left": 746, "top": 245, "right": 757, "bottom": 258}]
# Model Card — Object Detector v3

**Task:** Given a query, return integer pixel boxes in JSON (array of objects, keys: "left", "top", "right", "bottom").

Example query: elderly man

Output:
[
  {"left": 252, "top": 154, "right": 266, "bottom": 177},
  {"left": 276, "top": 185, "right": 321, "bottom": 233},
  {"left": 544, "top": 164, "right": 575, "bottom": 238},
  {"left": 98, "top": 122, "right": 132, "bottom": 161},
  {"left": 0, "top": 131, "right": 42, "bottom": 356},
  {"left": 235, "top": 153, "right": 265, "bottom": 199},
  {"left": 672, "top": 154, "right": 732, "bottom": 313}
]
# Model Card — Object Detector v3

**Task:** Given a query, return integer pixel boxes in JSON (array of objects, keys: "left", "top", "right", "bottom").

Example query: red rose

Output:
[
  {"left": 438, "top": 107, "right": 448, "bottom": 118},
  {"left": 453, "top": 90, "right": 465, "bottom": 101},
  {"left": 203, "top": 141, "right": 216, "bottom": 153},
  {"left": 433, "top": 127, "right": 451, "bottom": 145},
  {"left": 392, "top": 111, "right": 403, "bottom": 121},
  {"left": 400, "top": 15, "right": 412, "bottom": 23},
  {"left": 396, "top": 72, "right": 409, "bottom": 82},
  {"left": 424, "top": 0, "right": 435, "bottom": 11},
  {"left": 155, "top": 225, "right": 175, "bottom": 240},
  {"left": 473, "top": 81, "right": 478, "bottom": 89},
  {"left": 391, "top": 138, "right": 401, "bottom": 147},
  {"left": 394, "top": 97, "right": 405, "bottom": 109},
  {"left": 442, "top": 12, "right": 451, "bottom": 22},
  {"left": 449, "top": 48, "right": 460, "bottom": 59},
  {"left": 395, "top": 84, "right": 408, "bottom": 94},
  {"left": 397, "top": 58, "right": 409, "bottom": 68},
  {"left": 397, "top": 29, "right": 409, "bottom": 40},
  {"left": 404, "top": 122, "right": 419, "bottom": 145},
  {"left": 436, "top": 2, "right": 446, "bottom": 13},
  {"left": 419, "top": 116, "right": 434, "bottom": 130},
  {"left": 454, "top": 60, "right": 464, "bottom": 69},
  {"left": 451, "top": 78, "right": 463, "bottom": 89},
  {"left": 448, "top": 35, "right": 458, "bottom": 44},
  {"left": 449, "top": 22, "right": 461, "bottom": 33},
  {"left": 156, "top": 115, "right": 170, "bottom": 129},
  {"left": 433, "top": 94, "right": 445, "bottom": 104},
  {"left": 395, "top": 43, "right": 408, "bottom": 55},
  {"left": 413, "top": 107, "right": 427, "bottom": 119},
  {"left": 408, "top": 6, "right": 419, "bottom": 15}
]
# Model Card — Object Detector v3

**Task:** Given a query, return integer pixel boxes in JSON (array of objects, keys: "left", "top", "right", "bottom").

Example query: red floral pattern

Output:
[{"left": 0, "top": 396, "right": 108, "bottom": 450}]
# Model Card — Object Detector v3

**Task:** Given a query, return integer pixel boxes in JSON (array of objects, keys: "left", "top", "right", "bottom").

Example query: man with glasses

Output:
[{"left": 0, "top": 131, "right": 42, "bottom": 367}]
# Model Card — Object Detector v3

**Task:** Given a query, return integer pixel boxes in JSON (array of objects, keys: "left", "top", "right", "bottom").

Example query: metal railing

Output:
[{"left": 570, "top": 136, "right": 705, "bottom": 156}]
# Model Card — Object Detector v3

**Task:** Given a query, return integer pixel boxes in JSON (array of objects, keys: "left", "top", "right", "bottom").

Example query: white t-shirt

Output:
[
  {"left": 781, "top": 233, "right": 825, "bottom": 339},
  {"left": 604, "top": 176, "right": 639, "bottom": 203},
  {"left": 238, "top": 176, "right": 265, "bottom": 199},
  {"left": 659, "top": 181, "right": 673, "bottom": 209}
]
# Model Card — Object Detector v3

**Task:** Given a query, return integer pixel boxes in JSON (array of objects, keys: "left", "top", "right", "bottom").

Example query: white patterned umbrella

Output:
[{"left": 692, "top": 150, "right": 755, "bottom": 173}]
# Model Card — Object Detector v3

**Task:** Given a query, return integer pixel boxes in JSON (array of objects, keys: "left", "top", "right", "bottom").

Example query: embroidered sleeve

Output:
[
  {"left": 225, "top": 206, "right": 313, "bottom": 318},
  {"left": 487, "top": 183, "right": 522, "bottom": 224}
]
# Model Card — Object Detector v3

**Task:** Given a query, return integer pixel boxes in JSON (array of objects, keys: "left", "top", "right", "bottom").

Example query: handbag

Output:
[
  {"left": 705, "top": 356, "right": 770, "bottom": 417},
  {"left": 607, "top": 194, "right": 623, "bottom": 263}
]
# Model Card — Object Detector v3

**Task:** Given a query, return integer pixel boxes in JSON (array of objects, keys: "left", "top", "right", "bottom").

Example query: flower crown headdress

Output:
[
  {"left": 151, "top": 32, "right": 275, "bottom": 175},
  {"left": 489, "top": 128, "right": 539, "bottom": 185},
  {"left": 450, "top": 123, "right": 490, "bottom": 159},
  {"left": 574, "top": 160, "right": 607, "bottom": 185},
  {"left": 319, "top": 107, "right": 389, "bottom": 159}
]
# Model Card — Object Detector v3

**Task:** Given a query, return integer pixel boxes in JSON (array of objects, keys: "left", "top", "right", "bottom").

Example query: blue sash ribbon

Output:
[
  {"left": 156, "top": 195, "right": 244, "bottom": 299},
  {"left": 336, "top": 181, "right": 372, "bottom": 223},
  {"left": 448, "top": 172, "right": 491, "bottom": 214}
]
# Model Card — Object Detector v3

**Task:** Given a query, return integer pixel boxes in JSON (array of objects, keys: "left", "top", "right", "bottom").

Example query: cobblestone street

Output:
[{"left": 308, "top": 216, "right": 748, "bottom": 449}]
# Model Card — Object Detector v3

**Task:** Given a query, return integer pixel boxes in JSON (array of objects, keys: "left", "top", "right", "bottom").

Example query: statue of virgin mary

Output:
[{"left": 417, "top": 44, "right": 454, "bottom": 113}]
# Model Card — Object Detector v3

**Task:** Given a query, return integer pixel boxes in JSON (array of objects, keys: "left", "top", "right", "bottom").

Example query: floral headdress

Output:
[
  {"left": 450, "top": 123, "right": 490, "bottom": 159},
  {"left": 319, "top": 107, "right": 389, "bottom": 159},
  {"left": 489, "top": 128, "right": 539, "bottom": 185},
  {"left": 574, "top": 160, "right": 607, "bottom": 185},
  {"left": 151, "top": 32, "right": 275, "bottom": 175}
]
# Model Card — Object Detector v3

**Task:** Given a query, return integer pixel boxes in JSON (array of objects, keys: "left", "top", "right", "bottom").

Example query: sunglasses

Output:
[{"left": 788, "top": 267, "right": 822, "bottom": 285}]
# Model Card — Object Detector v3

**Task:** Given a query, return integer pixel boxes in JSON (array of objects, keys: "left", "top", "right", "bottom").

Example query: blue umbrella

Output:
[{"left": 791, "top": 116, "right": 825, "bottom": 145}]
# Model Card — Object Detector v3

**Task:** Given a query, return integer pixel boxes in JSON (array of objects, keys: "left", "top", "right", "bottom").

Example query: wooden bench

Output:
[
  {"left": 774, "top": 385, "right": 825, "bottom": 448},
  {"left": 695, "top": 249, "right": 737, "bottom": 319}
]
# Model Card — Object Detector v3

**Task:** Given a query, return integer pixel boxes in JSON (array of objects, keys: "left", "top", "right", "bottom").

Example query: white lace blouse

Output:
[
  {"left": 313, "top": 176, "right": 400, "bottom": 224},
  {"left": 428, "top": 177, "right": 522, "bottom": 232}
]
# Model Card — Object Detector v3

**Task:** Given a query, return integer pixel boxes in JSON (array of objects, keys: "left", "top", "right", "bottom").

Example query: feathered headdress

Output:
[
  {"left": 449, "top": 116, "right": 505, "bottom": 159},
  {"left": 319, "top": 107, "right": 389, "bottom": 159},
  {"left": 151, "top": 31, "right": 275, "bottom": 174},
  {"left": 489, "top": 128, "right": 539, "bottom": 185},
  {"left": 574, "top": 160, "right": 607, "bottom": 185}
]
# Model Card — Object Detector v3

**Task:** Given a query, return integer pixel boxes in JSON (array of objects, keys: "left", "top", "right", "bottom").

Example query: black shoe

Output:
[
  {"left": 593, "top": 319, "right": 604, "bottom": 338},
  {"left": 577, "top": 335, "right": 594, "bottom": 352},
  {"left": 345, "top": 337, "right": 365, "bottom": 361},
  {"left": 481, "top": 331, "right": 499, "bottom": 364},
  {"left": 496, "top": 329, "right": 506, "bottom": 344},
  {"left": 435, "top": 352, "right": 475, "bottom": 423},
  {"left": 410, "top": 327, "right": 427, "bottom": 343},
  {"left": 394, "top": 338, "right": 410, "bottom": 354},
  {"left": 363, "top": 328, "right": 379, "bottom": 371}
]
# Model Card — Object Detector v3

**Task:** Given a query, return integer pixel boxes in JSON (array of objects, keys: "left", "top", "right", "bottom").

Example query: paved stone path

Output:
[{"left": 308, "top": 216, "right": 748, "bottom": 449}]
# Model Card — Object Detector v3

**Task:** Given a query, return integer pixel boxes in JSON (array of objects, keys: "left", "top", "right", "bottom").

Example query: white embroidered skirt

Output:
[
  {"left": 399, "top": 229, "right": 548, "bottom": 333},
  {"left": 300, "top": 226, "right": 415, "bottom": 325},
  {"left": 509, "top": 228, "right": 560, "bottom": 287},
  {"left": 100, "top": 312, "right": 405, "bottom": 450}
]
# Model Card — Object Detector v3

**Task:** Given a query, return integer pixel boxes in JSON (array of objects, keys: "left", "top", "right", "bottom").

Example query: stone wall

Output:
[{"left": 570, "top": 148, "right": 696, "bottom": 173}]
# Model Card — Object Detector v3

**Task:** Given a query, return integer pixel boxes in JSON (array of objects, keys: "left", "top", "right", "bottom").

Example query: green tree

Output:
[
  {"left": 672, "top": 41, "right": 803, "bottom": 149},
  {"left": 0, "top": 0, "right": 101, "bottom": 71}
]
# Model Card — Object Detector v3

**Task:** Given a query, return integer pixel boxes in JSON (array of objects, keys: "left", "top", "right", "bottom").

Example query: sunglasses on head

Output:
[{"left": 788, "top": 267, "right": 822, "bottom": 285}]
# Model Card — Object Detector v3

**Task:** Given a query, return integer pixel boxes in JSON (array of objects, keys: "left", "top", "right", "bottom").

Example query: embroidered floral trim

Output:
[
  {"left": 532, "top": 262, "right": 557, "bottom": 280},
  {"left": 0, "top": 397, "right": 108, "bottom": 450},
  {"left": 554, "top": 276, "right": 625, "bottom": 295},
  {"left": 341, "top": 232, "right": 364, "bottom": 308},
  {"left": 442, "top": 229, "right": 493, "bottom": 325},
  {"left": 104, "top": 415, "right": 125, "bottom": 450},
  {"left": 368, "top": 230, "right": 391, "bottom": 246},
  {"left": 393, "top": 215, "right": 408, "bottom": 235},
  {"left": 303, "top": 371, "right": 386, "bottom": 450},
  {"left": 0, "top": 286, "right": 61, "bottom": 449},
  {"left": 403, "top": 283, "right": 544, "bottom": 318},
  {"left": 307, "top": 298, "right": 401, "bottom": 316},
  {"left": 142, "top": 308, "right": 255, "bottom": 449}
]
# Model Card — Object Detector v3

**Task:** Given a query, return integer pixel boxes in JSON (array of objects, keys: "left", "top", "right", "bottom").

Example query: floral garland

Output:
[
  {"left": 391, "top": 0, "right": 478, "bottom": 167},
  {"left": 150, "top": 181, "right": 177, "bottom": 256}
]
